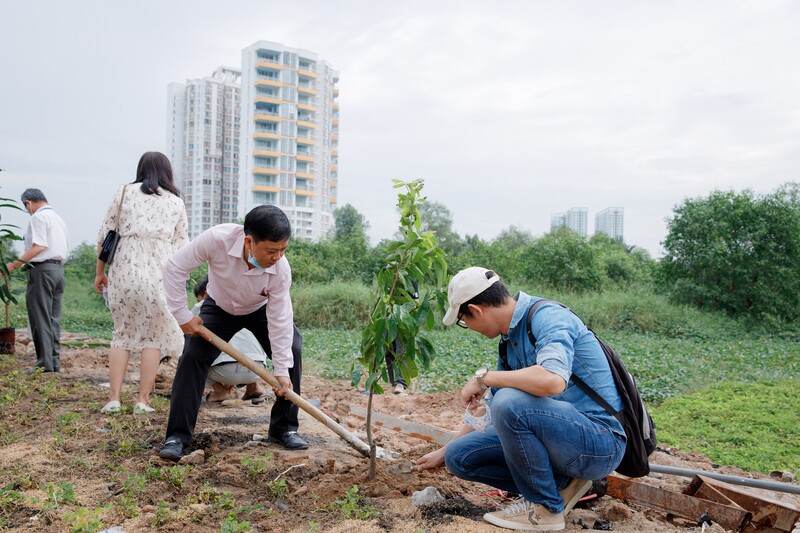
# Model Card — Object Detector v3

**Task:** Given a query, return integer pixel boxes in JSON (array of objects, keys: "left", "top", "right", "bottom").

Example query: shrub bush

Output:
[{"left": 292, "top": 282, "right": 372, "bottom": 329}]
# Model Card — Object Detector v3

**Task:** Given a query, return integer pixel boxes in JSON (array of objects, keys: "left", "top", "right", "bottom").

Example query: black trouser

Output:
[
  {"left": 166, "top": 296, "right": 303, "bottom": 447},
  {"left": 386, "top": 339, "right": 407, "bottom": 387},
  {"left": 25, "top": 262, "right": 65, "bottom": 372}
]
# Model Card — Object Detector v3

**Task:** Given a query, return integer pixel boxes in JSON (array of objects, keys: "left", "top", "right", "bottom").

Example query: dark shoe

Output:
[
  {"left": 159, "top": 437, "right": 185, "bottom": 461},
  {"left": 268, "top": 431, "right": 309, "bottom": 450}
]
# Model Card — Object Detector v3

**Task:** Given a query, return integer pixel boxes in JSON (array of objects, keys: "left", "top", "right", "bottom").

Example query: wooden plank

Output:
[
  {"left": 338, "top": 404, "right": 457, "bottom": 446},
  {"left": 695, "top": 476, "right": 800, "bottom": 532},
  {"left": 607, "top": 475, "right": 752, "bottom": 532}
]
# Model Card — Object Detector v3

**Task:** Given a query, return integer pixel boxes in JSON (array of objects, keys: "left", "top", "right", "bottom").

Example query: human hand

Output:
[
  {"left": 179, "top": 316, "right": 204, "bottom": 336},
  {"left": 414, "top": 448, "right": 445, "bottom": 471},
  {"left": 5, "top": 262, "right": 18, "bottom": 274},
  {"left": 273, "top": 376, "right": 292, "bottom": 397},
  {"left": 460, "top": 377, "right": 485, "bottom": 409},
  {"left": 93, "top": 273, "right": 108, "bottom": 294}
]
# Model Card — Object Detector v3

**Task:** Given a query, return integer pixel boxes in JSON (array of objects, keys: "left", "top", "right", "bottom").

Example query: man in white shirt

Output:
[
  {"left": 5, "top": 189, "right": 68, "bottom": 373},
  {"left": 159, "top": 205, "right": 307, "bottom": 461}
]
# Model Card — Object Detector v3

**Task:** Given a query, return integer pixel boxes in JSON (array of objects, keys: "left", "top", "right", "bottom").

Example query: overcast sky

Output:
[{"left": 2, "top": 0, "right": 798, "bottom": 258}]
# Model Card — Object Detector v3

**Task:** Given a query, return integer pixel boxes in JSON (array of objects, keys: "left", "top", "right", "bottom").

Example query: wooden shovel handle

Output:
[{"left": 196, "top": 325, "right": 370, "bottom": 457}]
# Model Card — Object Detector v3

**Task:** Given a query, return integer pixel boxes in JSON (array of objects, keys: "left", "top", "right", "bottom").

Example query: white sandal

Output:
[
  {"left": 133, "top": 402, "right": 155, "bottom": 414},
  {"left": 100, "top": 400, "right": 121, "bottom": 414}
]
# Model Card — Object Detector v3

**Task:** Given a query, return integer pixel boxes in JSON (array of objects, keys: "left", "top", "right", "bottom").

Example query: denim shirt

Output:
[{"left": 497, "top": 292, "right": 625, "bottom": 437}]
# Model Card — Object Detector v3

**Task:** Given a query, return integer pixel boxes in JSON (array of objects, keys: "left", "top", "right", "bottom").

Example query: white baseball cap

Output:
[{"left": 442, "top": 267, "right": 501, "bottom": 326}]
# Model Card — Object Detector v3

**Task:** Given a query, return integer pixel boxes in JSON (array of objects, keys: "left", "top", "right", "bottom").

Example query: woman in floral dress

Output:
[{"left": 94, "top": 152, "right": 188, "bottom": 414}]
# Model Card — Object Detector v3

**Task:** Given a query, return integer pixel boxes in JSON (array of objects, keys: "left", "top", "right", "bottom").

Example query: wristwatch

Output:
[{"left": 474, "top": 368, "right": 490, "bottom": 391}]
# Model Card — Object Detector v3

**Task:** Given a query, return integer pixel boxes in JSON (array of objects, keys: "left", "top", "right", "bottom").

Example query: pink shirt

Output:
[{"left": 163, "top": 224, "right": 295, "bottom": 376}]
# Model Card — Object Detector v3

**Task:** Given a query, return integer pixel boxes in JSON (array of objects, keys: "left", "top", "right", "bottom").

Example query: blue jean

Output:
[{"left": 444, "top": 387, "right": 625, "bottom": 513}]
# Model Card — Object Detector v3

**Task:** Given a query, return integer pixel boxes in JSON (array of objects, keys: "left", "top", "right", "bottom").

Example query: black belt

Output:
[{"left": 23, "top": 259, "right": 63, "bottom": 270}]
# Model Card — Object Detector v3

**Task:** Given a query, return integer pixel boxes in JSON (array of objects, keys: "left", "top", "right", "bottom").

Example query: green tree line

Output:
[{"left": 26, "top": 181, "right": 800, "bottom": 330}]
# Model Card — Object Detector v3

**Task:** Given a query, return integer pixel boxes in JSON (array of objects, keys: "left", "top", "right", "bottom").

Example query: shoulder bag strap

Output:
[
  {"left": 525, "top": 300, "right": 617, "bottom": 417},
  {"left": 114, "top": 185, "right": 128, "bottom": 231}
]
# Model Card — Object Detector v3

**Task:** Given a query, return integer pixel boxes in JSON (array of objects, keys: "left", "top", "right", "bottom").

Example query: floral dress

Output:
[{"left": 97, "top": 185, "right": 188, "bottom": 358}]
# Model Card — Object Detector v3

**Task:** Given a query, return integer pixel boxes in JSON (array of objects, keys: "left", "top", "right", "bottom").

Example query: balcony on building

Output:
[
  {"left": 255, "top": 149, "right": 281, "bottom": 158},
  {"left": 254, "top": 132, "right": 280, "bottom": 140},
  {"left": 298, "top": 85, "right": 317, "bottom": 96},
  {"left": 296, "top": 137, "right": 315, "bottom": 146},
  {"left": 255, "top": 59, "right": 283, "bottom": 71},
  {"left": 298, "top": 68, "right": 317, "bottom": 79},
  {"left": 253, "top": 167, "right": 280, "bottom": 176},
  {"left": 297, "top": 103, "right": 316, "bottom": 113},
  {"left": 255, "top": 96, "right": 282, "bottom": 106}
]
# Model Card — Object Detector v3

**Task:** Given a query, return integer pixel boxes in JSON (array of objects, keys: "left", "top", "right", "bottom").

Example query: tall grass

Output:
[{"left": 291, "top": 282, "right": 372, "bottom": 330}]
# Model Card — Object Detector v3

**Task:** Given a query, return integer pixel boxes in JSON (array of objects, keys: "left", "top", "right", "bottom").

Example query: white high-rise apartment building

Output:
[
  {"left": 167, "top": 67, "right": 242, "bottom": 238},
  {"left": 565, "top": 207, "right": 588, "bottom": 236},
  {"left": 239, "top": 41, "right": 340, "bottom": 240},
  {"left": 550, "top": 213, "right": 566, "bottom": 232},
  {"left": 595, "top": 207, "right": 624, "bottom": 241}
]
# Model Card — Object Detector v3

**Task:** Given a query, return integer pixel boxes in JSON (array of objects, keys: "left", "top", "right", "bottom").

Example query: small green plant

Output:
[
  {"left": 63, "top": 506, "right": 106, "bottom": 533},
  {"left": 152, "top": 499, "right": 171, "bottom": 527},
  {"left": 213, "top": 490, "right": 236, "bottom": 511},
  {"left": 266, "top": 478, "right": 288, "bottom": 500},
  {"left": 0, "top": 485, "right": 24, "bottom": 524},
  {"left": 305, "top": 520, "right": 321, "bottom": 532},
  {"left": 187, "top": 482, "right": 220, "bottom": 505},
  {"left": 116, "top": 495, "right": 139, "bottom": 519},
  {"left": 122, "top": 472, "right": 147, "bottom": 500},
  {"left": 42, "top": 481, "right": 77, "bottom": 507},
  {"left": 329, "top": 485, "right": 380, "bottom": 521},
  {"left": 220, "top": 512, "right": 251, "bottom": 533},
  {"left": 240, "top": 452, "right": 272, "bottom": 483},
  {"left": 112, "top": 439, "right": 146, "bottom": 457},
  {"left": 56, "top": 412, "right": 81, "bottom": 427},
  {"left": 163, "top": 465, "right": 192, "bottom": 490},
  {"left": 355, "top": 179, "right": 447, "bottom": 478}
]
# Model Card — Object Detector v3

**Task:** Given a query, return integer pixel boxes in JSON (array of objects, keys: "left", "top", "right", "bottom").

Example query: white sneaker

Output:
[
  {"left": 392, "top": 383, "right": 407, "bottom": 395},
  {"left": 559, "top": 478, "right": 593, "bottom": 515},
  {"left": 133, "top": 402, "right": 155, "bottom": 414},
  {"left": 483, "top": 498, "right": 565, "bottom": 531},
  {"left": 100, "top": 400, "right": 121, "bottom": 414}
]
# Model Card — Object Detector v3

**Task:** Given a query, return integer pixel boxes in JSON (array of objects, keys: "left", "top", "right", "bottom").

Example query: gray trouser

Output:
[
  {"left": 206, "top": 361, "right": 265, "bottom": 387},
  {"left": 26, "top": 262, "right": 65, "bottom": 372}
]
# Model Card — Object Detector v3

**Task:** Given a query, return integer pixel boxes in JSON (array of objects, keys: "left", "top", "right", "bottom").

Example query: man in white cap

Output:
[{"left": 415, "top": 267, "right": 625, "bottom": 532}]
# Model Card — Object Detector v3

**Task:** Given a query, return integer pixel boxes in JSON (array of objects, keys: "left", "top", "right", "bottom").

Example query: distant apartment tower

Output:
[
  {"left": 551, "top": 208, "right": 588, "bottom": 236},
  {"left": 595, "top": 207, "right": 624, "bottom": 241},
  {"left": 565, "top": 207, "right": 588, "bottom": 236},
  {"left": 167, "top": 67, "right": 241, "bottom": 238},
  {"left": 239, "top": 41, "right": 340, "bottom": 240},
  {"left": 550, "top": 213, "right": 566, "bottom": 232}
]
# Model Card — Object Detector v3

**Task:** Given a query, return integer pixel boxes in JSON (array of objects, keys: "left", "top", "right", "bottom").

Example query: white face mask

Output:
[{"left": 248, "top": 252, "right": 266, "bottom": 270}]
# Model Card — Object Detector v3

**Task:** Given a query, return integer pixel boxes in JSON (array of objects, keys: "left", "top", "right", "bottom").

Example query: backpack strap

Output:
[{"left": 525, "top": 301, "right": 618, "bottom": 417}]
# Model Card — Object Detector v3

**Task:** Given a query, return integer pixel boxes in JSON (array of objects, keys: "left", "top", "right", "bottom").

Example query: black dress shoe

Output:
[
  {"left": 159, "top": 437, "right": 185, "bottom": 461},
  {"left": 268, "top": 431, "right": 309, "bottom": 450}
]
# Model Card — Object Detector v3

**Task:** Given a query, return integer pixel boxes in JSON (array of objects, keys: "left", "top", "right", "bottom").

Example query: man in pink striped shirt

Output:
[{"left": 159, "top": 205, "right": 308, "bottom": 461}]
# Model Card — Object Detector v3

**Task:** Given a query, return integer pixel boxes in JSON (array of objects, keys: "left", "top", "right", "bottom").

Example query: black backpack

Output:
[{"left": 519, "top": 300, "right": 657, "bottom": 477}]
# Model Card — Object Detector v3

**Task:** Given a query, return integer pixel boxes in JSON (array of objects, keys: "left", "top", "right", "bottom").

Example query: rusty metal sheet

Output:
[
  {"left": 607, "top": 475, "right": 752, "bottom": 532},
  {"left": 337, "top": 404, "right": 457, "bottom": 446},
  {"left": 692, "top": 476, "right": 800, "bottom": 532}
]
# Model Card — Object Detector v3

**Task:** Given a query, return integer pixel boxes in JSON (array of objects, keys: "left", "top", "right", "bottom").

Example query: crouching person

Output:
[{"left": 415, "top": 267, "right": 626, "bottom": 532}]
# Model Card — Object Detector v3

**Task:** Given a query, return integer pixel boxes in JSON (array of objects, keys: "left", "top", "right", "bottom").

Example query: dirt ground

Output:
[{"left": 1, "top": 332, "right": 798, "bottom": 533}]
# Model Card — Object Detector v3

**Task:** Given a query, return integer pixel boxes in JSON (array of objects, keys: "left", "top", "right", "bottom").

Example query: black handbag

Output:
[
  {"left": 98, "top": 230, "right": 120, "bottom": 263},
  {"left": 98, "top": 185, "right": 128, "bottom": 264}
]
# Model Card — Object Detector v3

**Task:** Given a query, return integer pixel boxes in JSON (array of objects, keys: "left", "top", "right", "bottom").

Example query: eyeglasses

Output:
[{"left": 456, "top": 312, "right": 468, "bottom": 329}]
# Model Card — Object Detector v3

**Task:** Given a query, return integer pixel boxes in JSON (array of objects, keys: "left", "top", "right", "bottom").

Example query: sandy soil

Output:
[{"left": 1, "top": 332, "right": 798, "bottom": 533}]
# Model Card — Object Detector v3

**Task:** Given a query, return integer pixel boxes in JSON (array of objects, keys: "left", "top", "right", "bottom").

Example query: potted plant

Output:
[{"left": 0, "top": 189, "right": 25, "bottom": 354}]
